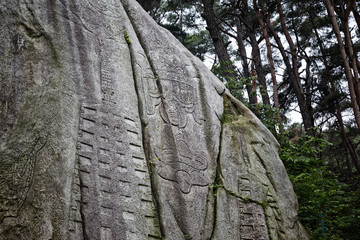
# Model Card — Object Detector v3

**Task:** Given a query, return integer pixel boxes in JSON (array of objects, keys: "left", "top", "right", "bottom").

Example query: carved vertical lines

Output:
[
  {"left": 100, "top": 66, "right": 116, "bottom": 104},
  {"left": 77, "top": 105, "right": 103, "bottom": 239},
  {"left": 264, "top": 191, "right": 287, "bottom": 240},
  {"left": 68, "top": 167, "right": 83, "bottom": 238},
  {"left": 71, "top": 102, "right": 160, "bottom": 239},
  {"left": 240, "top": 202, "right": 269, "bottom": 240},
  {"left": 122, "top": 116, "right": 160, "bottom": 239}
]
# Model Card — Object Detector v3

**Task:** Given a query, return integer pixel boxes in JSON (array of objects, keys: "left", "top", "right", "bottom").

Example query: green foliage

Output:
[
  {"left": 322, "top": 125, "right": 360, "bottom": 179},
  {"left": 222, "top": 75, "right": 249, "bottom": 101},
  {"left": 280, "top": 133, "right": 360, "bottom": 240},
  {"left": 183, "top": 30, "right": 213, "bottom": 61},
  {"left": 281, "top": 134, "right": 330, "bottom": 164},
  {"left": 248, "top": 103, "right": 284, "bottom": 135}
]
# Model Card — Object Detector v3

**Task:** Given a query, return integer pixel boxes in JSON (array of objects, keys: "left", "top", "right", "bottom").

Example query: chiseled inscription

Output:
[
  {"left": 72, "top": 104, "right": 160, "bottom": 239},
  {"left": 134, "top": 52, "right": 161, "bottom": 116},
  {"left": 240, "top": 202, "right": 269, "bottom": 240}
]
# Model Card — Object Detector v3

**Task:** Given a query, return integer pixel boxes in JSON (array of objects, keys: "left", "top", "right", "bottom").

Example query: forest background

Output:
[{"left": 136, "top": 0, "right": 360, "bottom": 239}]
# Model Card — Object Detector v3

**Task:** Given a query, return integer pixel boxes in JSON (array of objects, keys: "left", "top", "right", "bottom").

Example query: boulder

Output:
[{"left": 0, "top": 0, "right": 308, "bottom": 239}]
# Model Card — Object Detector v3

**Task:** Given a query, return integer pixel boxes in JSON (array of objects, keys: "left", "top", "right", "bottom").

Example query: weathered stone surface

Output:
[{"left": 0, "top": 0, "right": 308, "bottom": 239}]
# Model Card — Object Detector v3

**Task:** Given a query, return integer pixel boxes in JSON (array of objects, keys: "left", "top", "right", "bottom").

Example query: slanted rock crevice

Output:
[{"left": 125, "top": 18, "right": 165, "bottom": 239}]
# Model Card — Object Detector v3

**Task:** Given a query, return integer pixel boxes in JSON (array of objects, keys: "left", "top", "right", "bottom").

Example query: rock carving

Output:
[
  {"left": 0, "top": 135, "right": 46, "bottom": 223},
  {"left": 0, "top": 1, "right": 309, "bottom": 239},
  {"left": 154, "top": 124, "right": 210, "bottom": 193}
]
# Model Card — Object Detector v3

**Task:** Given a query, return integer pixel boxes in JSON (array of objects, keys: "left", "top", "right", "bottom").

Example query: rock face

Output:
[{"left": 0, "top": 1, "right": 308, "bottom": 239}]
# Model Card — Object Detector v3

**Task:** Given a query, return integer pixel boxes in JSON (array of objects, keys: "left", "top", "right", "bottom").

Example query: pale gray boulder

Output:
[{"left": 0, "top": 0, "right": 308, "bottom": 239}]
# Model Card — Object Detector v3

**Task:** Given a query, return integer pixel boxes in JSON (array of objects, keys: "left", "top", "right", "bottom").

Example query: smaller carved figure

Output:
[{"left": 155, "top": 125, "right": 210, "bottom": 193}]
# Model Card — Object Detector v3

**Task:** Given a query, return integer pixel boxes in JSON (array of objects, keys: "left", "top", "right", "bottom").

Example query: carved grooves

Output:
[
  {"left": 66, "top": 1, "right": 163, "bottom": 236},
  {"left": 18, "top": 135, "right": 47, "bottom": 212},
  {"left": 124, "top": 35, "right": 164, "bottom": 240},
  {"left": 220, "top": 183, "right": 272, "bottom": 240},
  {"left": 252, "top": 144, "right": 287, "bottom": 239},
  {"left": 71, "top": 58, "right": 161, "bottom": 240},
  {"left": 185, "top": 55, "right": 221, "bottom": 239},
  {"left": 126, "top": 44, "right": 163, "bottom": 238},
  {"left": 240, "top": 203, "right": 268, "bottom": 240},
  {"left": 75, "top": 103, "right": 159, "bottom": 239},
  {"left": 0, "top": 134, "right": 46, "bottom": 223},
  {"left": 79, "top": 170, "right": 88, "bottom": 240},
  {"left": 216, "top": 95, "right": 272, "bottom": 239},
  {"left": 121, "top": 3, "right": 166, "bottom": 239}
]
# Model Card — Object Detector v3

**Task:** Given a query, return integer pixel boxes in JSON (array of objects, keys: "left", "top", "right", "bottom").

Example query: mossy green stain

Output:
[
  {"left": 124, "top": 30, "right": 131, "bottom": 44},
  {"left": 220, "top": 94, "right": 242, "bottom": 123},
  {"left": 220, "top": 113, "right": 234, "bottom": 124},
  {"left": 261, "top": 201, "right": 270, "bottom": 209}
]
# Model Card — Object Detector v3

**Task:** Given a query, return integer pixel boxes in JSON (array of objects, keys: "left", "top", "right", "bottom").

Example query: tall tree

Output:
[
  {"left": 256, "top": 0, "right": 314, "bottom": 133},
  {"left": 309, "top": 9, "right": 360, "bottom": 174},
  {"left": 223, "top": 0, "right": 272, "bottom": 105},
  {"left": 253, "top": 0, "right": 281, "bottom": 123},
  {"left": 325, "top": 0, "right": 360, "bottom": 129},
  {"left": 230, "top": 0, "right": 257, "bottom": 104},
  {"left": 244, "top": 1, "right": 271, "bottom": 105},
  {"left": 276, "top": 0, "right": 315, "bottom": 132},
  {"left": 201, "top": 0, "right": 237, "bottom": 84}
]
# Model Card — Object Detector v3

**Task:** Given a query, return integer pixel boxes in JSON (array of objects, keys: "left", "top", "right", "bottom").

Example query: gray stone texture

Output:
[{"left": 0, "top": 0, "right": 308, "bottom": 239}]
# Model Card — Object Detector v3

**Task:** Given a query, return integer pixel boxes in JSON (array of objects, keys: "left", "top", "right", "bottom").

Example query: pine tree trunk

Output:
[
  {"left": 276, "top": 0, "right": 314, "bottom": 133},
  {"left": 325, "top": 0, "right": 360, "bottom": 130},
  {"left": 251, "top": 58, "right": 259, "bottom": 105},
  {"left": 341, "top": 7, "right": 360, "bottom": 110},
  {"left": 249, "top": 31, "right": 271, "bottom": 105},
  {"left": 264, "top": 0, "right": 314, "bottom": 133},
  {"left": 231, "top": 0, "right": 256, "bottom": 104},
  {"left": 253, "top": 0, "right": 281, "bottom": 123},
  {"left": 201, "top": 0, "right": 237, "bottom": 83},
  {"left": 350, "top": 0, "right": 360, "bottom": 32},
  {"left": 311, "top": 13, "right": 360, "bottom": 175}
]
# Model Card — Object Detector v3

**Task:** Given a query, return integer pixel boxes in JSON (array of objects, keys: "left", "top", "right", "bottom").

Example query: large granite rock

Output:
[{"left": 0, "top": 0, "right": 309, "bottom": 239}]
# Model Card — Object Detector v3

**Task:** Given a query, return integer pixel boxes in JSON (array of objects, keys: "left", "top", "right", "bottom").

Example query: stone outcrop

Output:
[{"left": 0, "top": 0, "right": 308, "bottom": 239}]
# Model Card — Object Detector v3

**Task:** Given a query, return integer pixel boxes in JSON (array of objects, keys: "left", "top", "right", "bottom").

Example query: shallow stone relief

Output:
[
  {"left": 154, "top": 124, "right": 210, "bottom": 194},
  {"left": 71, "top": 103, "right": 160, "bottom": 239},
  {"left": 0, "top": 1, "right": 309, "bottom": 239},
  {"left": 0, "top": 134, "right": 46, "bottom": 223}
]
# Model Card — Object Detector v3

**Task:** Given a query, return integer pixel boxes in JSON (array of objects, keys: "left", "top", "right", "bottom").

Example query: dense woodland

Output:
[{"left": 137, "top": 0, "right": 360, "bottom": 239}]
